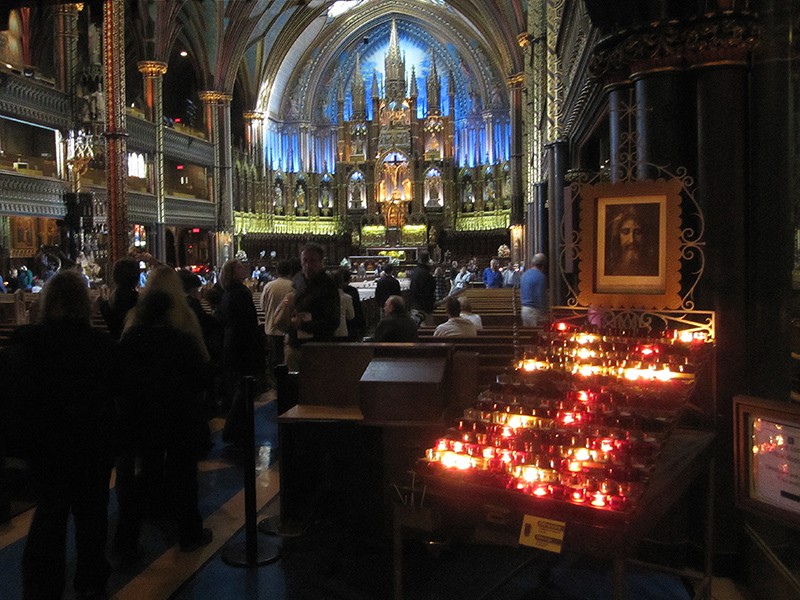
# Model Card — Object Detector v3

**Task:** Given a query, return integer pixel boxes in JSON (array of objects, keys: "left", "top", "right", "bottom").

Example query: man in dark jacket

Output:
[
  {"left": 285, "top": 243, "right": 340, "bottom": 370},
  {"left": 408, "top": 256, "right": 436, "bottom": 325},
  {"left": 373, "top": 295, "right": 418, "bottom": 342},
  {"left": 374, "top": 263, "right": 401, "bottom": 317}
]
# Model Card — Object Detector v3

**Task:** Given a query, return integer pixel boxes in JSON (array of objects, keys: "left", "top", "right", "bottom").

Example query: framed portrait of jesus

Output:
[{"left": 577, "top": 179, "right": 682, "bottom": 310}]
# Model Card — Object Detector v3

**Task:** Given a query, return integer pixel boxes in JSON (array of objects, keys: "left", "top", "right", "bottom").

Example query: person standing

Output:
[
  {"left": 482, "top": 259, "right": 503, "bottom": 289},
  {"left": 218, "top": 259, "right": 265, "bottom": 445},
  {"left": 433, "top": 266, "right": 450, "bottom": 303},
  {"left": 260, "top": 259, "right": 295, "bottom": 373},
  {"left": 520, "top": 253, "right": 548, "bottom": 327},
  {"left": 374, "top": 262, "right": 401, "bottom": 315},
  {"left": 340, "top": 267, "right": 365, "bottom": 341},
  {"left": 333, "top": 269, "right": 355, "bottom": 341},
  {"left": 2, "top": 270, "right": 116, "bottom": 599},
  {"left": 99, "top": 257, "right": 140, "bottom": 340},
  {"left": 408, "top": 256, "right": 436, "bottom": 325},
  {"left": 114, "top": 267, "right": 212, "bottom": 555},
  {"left": 284, "top": 243, "right": 340, "bottom": 371}
]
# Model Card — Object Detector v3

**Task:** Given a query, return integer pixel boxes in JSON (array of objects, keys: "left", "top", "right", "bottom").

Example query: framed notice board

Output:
[{"left": 734, "top": 395, "right": 800, "bottom": 528}]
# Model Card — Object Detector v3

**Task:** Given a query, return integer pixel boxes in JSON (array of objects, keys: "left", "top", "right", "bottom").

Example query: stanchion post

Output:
[{"left": 222, "top": 375, "right": 280, "bottom": 567}]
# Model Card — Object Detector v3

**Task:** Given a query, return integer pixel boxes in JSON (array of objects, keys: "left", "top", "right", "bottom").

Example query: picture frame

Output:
[
  {"left": 734, "top": 396, "right": 800, "bottom": 529},
  {"left": 577, "top": 179, "right": 682, "bottom": 309},
  {"left": 10, "top": 216, "right": 35, "bottom": 250}
]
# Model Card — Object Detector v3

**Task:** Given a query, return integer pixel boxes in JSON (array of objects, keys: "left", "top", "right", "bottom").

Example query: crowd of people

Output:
[{"left": 0, "top": 245, "right": 548, "bottom": 599}]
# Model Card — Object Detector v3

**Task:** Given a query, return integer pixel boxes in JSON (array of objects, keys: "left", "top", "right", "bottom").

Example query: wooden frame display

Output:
[
  {"left": 734, "top": 395, "right": 800, "bottom": 528},
  {"left": 11, "top": 216, "right": 35, "bottom": 250},
  {"left": 577, "top": 179, "right": 683, "bottom": 309}
]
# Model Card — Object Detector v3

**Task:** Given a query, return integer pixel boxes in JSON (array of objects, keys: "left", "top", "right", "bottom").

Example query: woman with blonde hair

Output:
[
  {"left": 113, "top": 264, "right": 213, "bottom": 556},
  {"left": 123, "top": 265, "right": 209, "bottom": 361}
]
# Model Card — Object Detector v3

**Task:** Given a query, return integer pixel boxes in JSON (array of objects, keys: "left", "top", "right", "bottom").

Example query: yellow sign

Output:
[{"left": 518, "top": 514, "right": 566, "bottom": 553}]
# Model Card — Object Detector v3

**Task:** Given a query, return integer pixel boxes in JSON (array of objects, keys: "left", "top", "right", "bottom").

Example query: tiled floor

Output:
[{"left": 0, "top": 392, "right": 752, "bottom": 600}]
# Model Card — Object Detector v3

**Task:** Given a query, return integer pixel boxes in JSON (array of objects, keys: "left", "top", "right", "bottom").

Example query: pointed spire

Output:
[
  {"left": 427, "top": 53, "right": 441, "bottom": 115},
  {"left": 389, "top": 18, "right": 399, "bottom": 55},
  {"left": 410, "top": 65, "right": 418, "bottom": 98},
  {"left": 384, "top": 19, "right": 406, "bottom": 102},
  {"left": 371, "top": 69, "right": 379, "bottom": 99},
  {"left": 352, "top": 54, "right": 366, "bottom": 116}
]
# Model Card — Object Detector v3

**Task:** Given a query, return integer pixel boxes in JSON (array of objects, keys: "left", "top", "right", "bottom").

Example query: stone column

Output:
[
  {"left": 545, "top": 141, "right": 567, "bottom": 305},
  {"left": 745, "top": 2, "right": 793, "bottom": 400},
  {"left": 688, "top": 11, "right": 757, "bottom": 564},
  {"left": 508, "top": 73, "right": 525, "bottom": 227},
  {"left": 138, "top": 60, "right": 167, "bottom": 262},
  {"left": 629, "top": 22, "right": 687, "bottom": 179},
  {"left": 200, "top": 91, "right": 233, "bottom": 265},
  {"left": 243, "top": 111, "right": 264, "bottom": 167},
  {"left": 103, "top": 0, "right": 128, "bottom": 264}
]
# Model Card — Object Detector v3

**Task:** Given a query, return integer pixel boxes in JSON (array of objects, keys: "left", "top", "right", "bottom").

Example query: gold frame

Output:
[{"left": 577, "top": 179, "right": 683, "bottom": 309}]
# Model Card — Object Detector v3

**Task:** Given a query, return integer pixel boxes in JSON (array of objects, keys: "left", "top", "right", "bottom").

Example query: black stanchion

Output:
[
  {"left": 259, "top": 365, "right": 306, "bottom": 538},
  {"left": 222, "top": 375, "right": 281, "bottom": 567}
]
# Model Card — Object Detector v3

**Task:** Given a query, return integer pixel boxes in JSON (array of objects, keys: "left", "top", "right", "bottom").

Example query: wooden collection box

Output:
[{"left": 359, "top": 356, "right": 447, "bottom": 421}]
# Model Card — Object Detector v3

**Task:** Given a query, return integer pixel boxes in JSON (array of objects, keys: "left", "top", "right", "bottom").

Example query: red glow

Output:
[
  {"left": 556, "top": 322, "right": 569, "bottom": 331},
  {"left": 176, "top": 164, "right": 184, "bottom": 170},
  {"left": 191, "top": 228, "right": 201, "bottom": 233}
]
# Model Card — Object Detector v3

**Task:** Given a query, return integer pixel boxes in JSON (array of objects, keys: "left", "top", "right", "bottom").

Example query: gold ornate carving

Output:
[
  {"left": 507, "top": 73, "right": 525, "bottom": 87},
  {"left": 199, "top": 91, "right": 232, "bottom": 104},
  {"left": 137, "top": 61, "right": 167, "bottom": 76},
  {"left": 242, "top": 111, "right": 264, "bottom": 121}
]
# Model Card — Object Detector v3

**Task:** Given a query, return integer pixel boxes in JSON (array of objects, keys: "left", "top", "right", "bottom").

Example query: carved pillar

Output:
[
  {"left": 55, "top": 3, "right": 81, "bottom": 96},
  {"left": 628, "top": 22, "right": 688, "bottom": 179},
  {"left": 508, "top": 73, "right": 525, "bottom": 227},
  {"left": 243, "top": 111, "right": 264, "bottom": 167},
  {"left": 200, "top": 91, "right": 233, "bottom": 265},
  {"left": 546, "top": 141, "right": 567, "bottom": 305},
  {"left": 138, "top": 61, "right": 167, "bottom": 262},
  {"left": 103, "top": 0, "right": 128, "bottom": 264},
  {"left": 482, "top": 112, "right": 494, "bottom": 165},
  {"left": 607, "top": 83, "right": 633, "bottom": 183}
]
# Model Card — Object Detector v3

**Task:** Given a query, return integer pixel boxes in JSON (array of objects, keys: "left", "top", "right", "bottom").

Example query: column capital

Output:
[
  {"left": 507, "top": 73, "right": 524, "bottom": 87},
  {"left": 58, "top": 3, "right": 84, "bottom": 12},
  {"left": 137, "top": 60, "right": 168, "bottom": 76},
  {"left": 199, "top": 90, "right": 233, "bottom": 104},
  {"left": 242, "top": 111, "right": 265, "bottom": 121}
]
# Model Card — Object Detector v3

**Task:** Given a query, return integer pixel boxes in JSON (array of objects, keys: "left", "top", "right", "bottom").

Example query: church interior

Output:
[{"left": 0, "top": 1, "right": 799, "bottom": 599}]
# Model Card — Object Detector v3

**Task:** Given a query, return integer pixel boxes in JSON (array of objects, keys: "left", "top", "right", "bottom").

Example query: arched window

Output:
[
  {"left": 424, "top": 167, "right": 443, "bottom": 207},
  {"left": 348, "top": 170, "right": 366, "bottom": 209}
]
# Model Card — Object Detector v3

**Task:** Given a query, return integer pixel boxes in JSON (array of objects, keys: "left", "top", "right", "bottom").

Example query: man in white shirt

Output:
[
  {"left": 260, "top": 260, "right": 295, "bottom": 373},
  {"left": 458, "top": 296, "right": 483, "bottom": 330},
  {"left": 433, "top": 296, "right": 478, "bottom": 337}
]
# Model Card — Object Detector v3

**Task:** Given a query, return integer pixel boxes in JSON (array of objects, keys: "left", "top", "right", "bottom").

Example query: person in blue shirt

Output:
[
  {"left": 482, "top": 259, "right": 503, "bottom": 289},
  {"left": 520, "top": 253, "right": 548, "bottom": 327}
]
